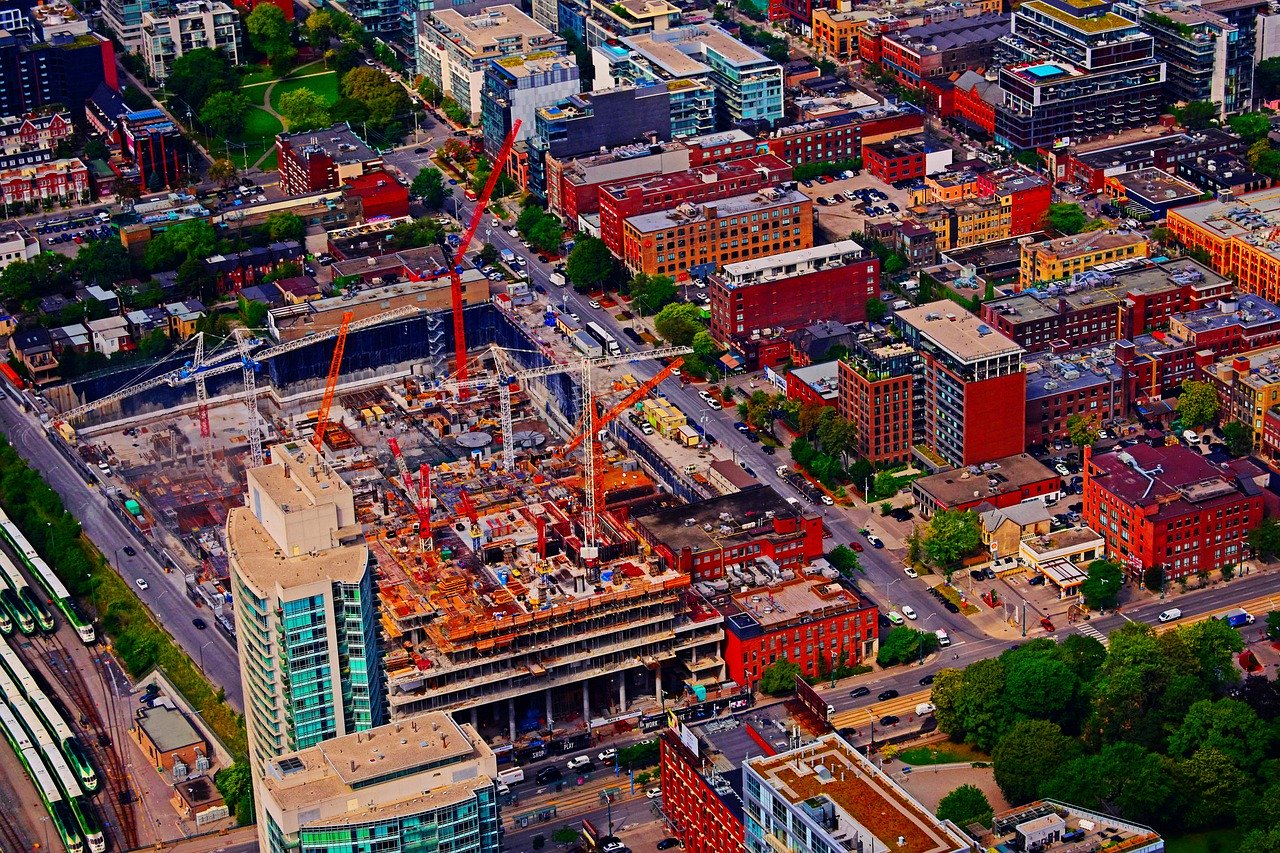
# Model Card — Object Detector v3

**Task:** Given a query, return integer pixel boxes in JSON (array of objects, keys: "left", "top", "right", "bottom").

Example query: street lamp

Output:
[{"left": 197, "top": 639, "right": 215, "bottom": 673}]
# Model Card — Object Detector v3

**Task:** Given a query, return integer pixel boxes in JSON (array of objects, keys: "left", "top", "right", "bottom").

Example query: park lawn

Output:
[
  {"left": 897, "top": 743, "right": 989, "bottom": 766},
  {"left": 270, "top": 72, "right": 340, "bottom": 114},
  {"left": 223, "top": 106, "right": 284, "bottom": 169}
]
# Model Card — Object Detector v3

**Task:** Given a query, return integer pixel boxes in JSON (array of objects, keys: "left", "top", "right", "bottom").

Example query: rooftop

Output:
[
  {"left": 262, "top": 713, "right": 493, "bottom": 812},
  {"left": 719, "top": 577, "right": 869, "bottom": 637},
  {"left": 896, "top": 300, "right": 1024, "bottom": 362},
  {"left": 1021, "top": 0, "right": 1135, "bottom": 32},
  {"left": 914, "top": 453, "right": 1059, "bottom": 508},
  {"left": 989, "top": 801, "right": 1162, "bottom": 852},
  {"left": 278, "top": 124, "right": 378, "bottom": 166},
  {"left": 1087, "top": 443, "right": 1256, "bottom": 518},
  {"left": 636, "top": 486, "right": 811, "bottom": 553},
  {"left": 1027, "top": 228, "right": 1148, "bottom": 260},
  {"left": 429, "top": 5, "right": 558, "bottom": 56},
  {"left": 600, "top": 153, "right": 790, "bottom": 202},
  {"left": 709, "top": 459, "right": 759, "bottom": 490},
  {"left": 1170, "top": 292, "right": 1280, "bottom": 341},
  {"left": 1205, "top": 341, "right": 1280, "bottom": 391},
  {"left": 136, "top": 705, "right": 204, "bottom": 753},
  {"left": 623, "top": 24, "right": 775, "bottom": 78},
  {"left": 625, "top": 187, "right": 807, "bottom": 233},
  {"left": 719, "top": 240, "right": 868, "bottom": 285},
  {"left": 747, "top": 734, "right": 971, "bottom": 853},
  {"left": 1113, "top": 167, "right": 1202, "bottom": 205},
  {"left": 1168, "top": 186, "right": 1280, "bottom": 262},
  {"left": 789, "top": 362, "right": 840, "bottom": 400},
  {"left": 991, "top": 256, "right": 1223, "bottom": 321},
  {"left": 1024, "top": 343, "right": 1122, "bottom": 400},
  {"left": 866, "top": 133, "right": 943, "bottom": 158},
  {"left": 889, "top": 13, "right": 1010, "bottom": 51}
]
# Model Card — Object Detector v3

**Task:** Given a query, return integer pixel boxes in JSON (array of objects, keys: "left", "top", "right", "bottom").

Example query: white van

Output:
[
  {"left": 892, "top": 299, "right": 910, "bottom": 311},
  {"left": 934, "top": 628, "right": 951, "bottom": 647},
  {"left": 497, "top": 768, "right": 525, "bottom": 785},
  {"left": 1158, "top": 608, "right": 1182, "bottom": 623}
]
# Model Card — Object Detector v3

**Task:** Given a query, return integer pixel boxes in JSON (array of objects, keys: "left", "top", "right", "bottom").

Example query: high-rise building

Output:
[
  {"left": 257, "top": 712, "right": 500, "bottom": 853},
  {"left": 227, "top": 443, "right": 386, "bottom": 793},
  {"left": 592, "top": 41, "right": 716, "bottom": 137},
  {"left": 837, "top": 324, "right": 921, "bottom": 465},
  {"left": 994, "top": 0, "right": 1165, "bottom": 149},
  {"left": 140, "top": 0, "right": 240, "bottom": 81},
  {"left": 584, "top": 0, "right": 681, "bottom": 47},
  {"left": 0, "top": 22, "right": 117, "bottom": 121},
  {"left": 417, "top": 6, "right": 565, "bottom": 123},
  {"left": 480, "top": 53, "right": 580, "bottom": 157},
  {"left": 895, "top": 301, "right": 1027, "bottom": 466}
]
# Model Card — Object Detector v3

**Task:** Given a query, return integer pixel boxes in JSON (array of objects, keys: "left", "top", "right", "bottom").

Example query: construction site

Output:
[{"left": 44, "top": 123, "right": 752, "bottom": 760}]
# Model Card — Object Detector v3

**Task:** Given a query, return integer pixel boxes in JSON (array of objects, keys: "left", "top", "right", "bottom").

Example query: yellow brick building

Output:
[{"left": 1019, "top": 230, "right": 1150, "bottom": 287}]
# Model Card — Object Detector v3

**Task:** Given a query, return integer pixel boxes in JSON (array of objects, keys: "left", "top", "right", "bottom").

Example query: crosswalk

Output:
[
  {"left": 1075, "top": 622, "right": 1108, "bottom": 646},
  {"left": 829, "top": 688, "right": 932, "bottom": 730}
]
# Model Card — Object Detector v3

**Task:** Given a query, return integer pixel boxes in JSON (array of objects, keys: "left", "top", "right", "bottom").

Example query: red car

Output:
[
  {"left": 1040, "top": 617, "right": 1055, "bottom": 632},
  {"left": 851, "top": 542, "right": 864, "bottom": 552}
]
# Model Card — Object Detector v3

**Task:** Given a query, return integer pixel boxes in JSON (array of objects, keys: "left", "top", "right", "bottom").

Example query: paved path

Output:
[{"left": 250, "top": 70, "right": 337, "bottom": 170}]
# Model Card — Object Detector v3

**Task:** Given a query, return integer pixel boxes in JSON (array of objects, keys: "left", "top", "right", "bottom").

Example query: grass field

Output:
[
  {"left": 896, "top": 743, "right": 989, "bottom": 766},
  {"left": 224, "top": 106, "right": 284, "bottom": 169},
  {"left": 270, "top": 71, "right": 340, "bottom": 114}
]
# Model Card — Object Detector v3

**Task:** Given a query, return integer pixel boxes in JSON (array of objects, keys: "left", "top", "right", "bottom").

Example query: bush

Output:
[{"left": 877, "top": 626, "right": 938, "bottom": 667}]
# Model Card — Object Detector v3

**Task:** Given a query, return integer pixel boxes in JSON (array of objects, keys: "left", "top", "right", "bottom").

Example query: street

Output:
[{"left": 0, "top": 394, "right": 243, "bottom": 711}]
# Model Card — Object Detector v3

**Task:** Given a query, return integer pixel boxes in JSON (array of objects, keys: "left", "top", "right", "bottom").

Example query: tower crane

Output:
[
  {"left": 555, "top": 358, "right": 683, "bottom": 556},
  {"left": 311, "top": 311, "right": 355, "bottom": 452},
  {"left": 388, "top": 438, "right": 432, "bottom": 541},
  {"left": 408, "top": 120, "right": 522, "bottom": 386}
]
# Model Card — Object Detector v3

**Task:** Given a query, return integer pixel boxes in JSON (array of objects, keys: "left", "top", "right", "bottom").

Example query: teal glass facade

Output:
[
  {"left": 335, "top": 571, "right": 386, "bottom": 734},
  {"left": 281, "top": 594, "right": 338, "bottom": 750}
]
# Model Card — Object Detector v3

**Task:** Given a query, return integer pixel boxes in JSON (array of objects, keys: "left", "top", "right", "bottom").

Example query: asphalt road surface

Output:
[{"left": 0, "top": 394, "right": 243, "bottom": 710}]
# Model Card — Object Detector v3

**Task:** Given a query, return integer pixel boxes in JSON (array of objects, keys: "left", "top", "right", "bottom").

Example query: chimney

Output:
[{"left": 1234, "top": 355, "right": 1252, "bottom": 378}]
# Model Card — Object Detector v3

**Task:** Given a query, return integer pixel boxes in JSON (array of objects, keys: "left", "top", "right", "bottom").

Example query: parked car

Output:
[
  {"left": 879, "top": 715, "right": 900, "bottom": 726},
  {"left": 850, "top": 686, "right": 871, "bottom": 698},
  {"left": 901, "top": 605, "right": 918, "bottom": 620},
  {"left": 878, "top": 689, "right": 899, "bottom": 701},
  {"left": 567, "top": 756, "right": 592, "bottom": 770},
  {"left": 598, "top": 748, "right": 617, "bottom": 762},
  {"left": 904, "top": 567, "right": 918, "bottom": 578}
]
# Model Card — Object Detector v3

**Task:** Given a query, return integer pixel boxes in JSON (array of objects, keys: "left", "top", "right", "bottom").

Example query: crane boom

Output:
[
  {"left": 312, "top": 311, "right": 354, "bottom": 452},
  {"left": 387, "top": 438, "right": 431, "bottom": 536},
  {"left": 558, "top": 358, "right": 683, "bottom": 459}
]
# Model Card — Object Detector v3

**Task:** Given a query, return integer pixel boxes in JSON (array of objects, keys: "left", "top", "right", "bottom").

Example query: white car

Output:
[
  {"left": 646, "top": 787, "right": 662, "bottom": 799},
  {"left": 490, "top": 218, "right": 500, "bottom": 227},
  {"left": 567, "top": 756, "right": 591, "bottom": 770},
  {"left": 904, "top": 567, "right": 918, "bottom": 579},
  {"left": 589, "top": 299, "right": 601, "bottom": 309},
  {"left": 507, "top": 228, "right": 519, "bottom": 238},
  {"left": 901, "top": 605, "right": 918, "bottom": 620},
  {"left": 598, "top": 748, "right": 617, "bottom": 762},
  {"left": 603, "top": 842, "right": 627, "bottom": 853},
  {"left": 707, "top": 400, "right": 722, "bottom": 410},
  {"left": 1055, "top": 463, "right": 1071, "bottom": 476},
  {"left": 135, "top": 578, "right": 149, "bottom": 591},
  {"left": 821, "top": 495, "right": 834, "bottom": 506}
]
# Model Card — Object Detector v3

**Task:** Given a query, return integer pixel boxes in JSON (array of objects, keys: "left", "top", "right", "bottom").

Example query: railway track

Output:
[
  {"left": 0, "top": 797, "right": 27, "bottom": 851},
  {"left": 26, "top": 633, "right": 138, "bottom": 851}
]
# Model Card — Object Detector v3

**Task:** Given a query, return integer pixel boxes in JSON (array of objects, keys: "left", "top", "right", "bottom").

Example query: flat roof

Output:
[
  {"left": 1114, "top": 167, "right": 1202, "bottom": 204},
  {"left": 720, "top": 239, "right": 867, "bottom": 281},
  {"left": 600, "top": 153, "right": 790, "bottom": 201},
  {"left": 914, "top": 453, "right": 1058, "bottom": 507},
  {"left": 991, "top": 801, "right": 1162, "bottom": 851},
  {"left": 1022, "top": 0, "right": 1135, "bottom": 32},
  {"left": 137, "top": 705, "right": 204, "bottom": 753},
  {"left": 1173, "top": 292, "right": 1280, "bottom": 340},
  {"left": 747, "top": 735, "right": 970, "bottom": 853},
  {"left": 1088, "top": 443, "right": 1253, "bottom": 518},
  {"left": 1025, "top": 344, "right": 1121, "bottom": 400},
  {"left": 896, "top": 300, "right": 1024, "bottom": 362},
  {"left": 709, "top": 459, "right": 759, "bottom": 490},
  {"left": 1168, "top": 186, "right": 1280, "bottom": 262},
  {"left": 430, "top": 5, "right": 555, "bottom": 55},
  {"left": 1029, "top": 228, "right": 1147, "bottom": 260},
  {"left": 623, "top": 24, "right": 774, "bottom": 78},
  {"left": 625, "top": 187, "right": 807, "bottom": 233},
  {"left": 227, "top": 507, "right": 366, "bottom": 591},
  {"left": 720, "top": 578, "right": 866, "bottom": 634},
  {"left": 637, "top": 486, "right": 810, "bottom": 553}
]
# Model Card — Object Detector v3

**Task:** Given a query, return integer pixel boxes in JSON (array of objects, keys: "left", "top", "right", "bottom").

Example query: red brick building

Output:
[
  {"left": 342, "top": 170, "right": 410, "bottom": 221},
  {"left": 838, "top": 326, "right": 919, "bottom": 465},
  {"left": 951, "top": 70, "right": 1000, "bottom": 138},
  {"left": 785, "top": 362, "right": 840, "bottom": 407},
  {"left": 276, "top": 124, "right": 382, "bottom": 196},
  {"left": 0, "top": 157, "right": 90, "bottom": 208},
  {"left": 709, "top": 241, "right": 879, "bottom": 344},
  {"left": 659, "top": 731, "right": 745, "bottom": 853},
  {"left": 765, "top": 108, "right": 924, "bottom": 167},
  {"left": 719, "top": 579, "right": 879, "bottom": 688},
  {"left": 1083, "top": 443, "right": 1262, "bottom": 580},
  {"left": 598, "top": 154, "right": 792, "bottom": 255},
  {"left": 1024, "top": 345, "right": 1124, "bottom": 450},
  {"left": 634, "top": 488, "right": 825, "bottom": 582},
  {"left": 912, "top": 453, "right": 1061, "bottom": 516},
  {"left": 231, "top": 0, "right": 293, "bottom": 18},
  {"left": 976, "top": 167, "right": 1051, "bottom": 237},
  {"left": 864, "top": 136, "right": 929, "bottom": 183}
]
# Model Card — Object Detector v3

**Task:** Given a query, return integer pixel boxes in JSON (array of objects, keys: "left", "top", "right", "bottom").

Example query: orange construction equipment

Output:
[
  {"left": 407, "top": 120, "right": 522, "bottom": 385},
  {"left": 312, "top": 311, "right": 354, "bottom": 451},
  {"left": 388, "top": 438, "right": 431, "bottom": 538},
  {"left": 557, "top": 359, "right": 683, "bottom": 460}
]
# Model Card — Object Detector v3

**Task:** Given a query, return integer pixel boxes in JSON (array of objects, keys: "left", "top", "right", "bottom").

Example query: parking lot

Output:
[{"left": 797, "top": 173, "right": 917, "bottom": 240}]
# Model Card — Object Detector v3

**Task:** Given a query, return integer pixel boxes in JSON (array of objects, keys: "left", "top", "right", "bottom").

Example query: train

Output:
[
  {"left": 0, "top": 508, "right": 94, "bottom": 643},
  {"left": 0, "top": 638, "right": 98, "bottom": 793},
  {"left": 0, "top": 702, "right": 102, "bottom": 852},
  {"left": 0, "top": 585, "right": 36, "bottom": 635},
  {"left": 0, "top": 546, "right": 52, "bottom": 633}
]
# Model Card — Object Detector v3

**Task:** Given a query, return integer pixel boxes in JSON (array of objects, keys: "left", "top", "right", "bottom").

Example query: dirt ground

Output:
[{"left": 892, "top": 761, "right": 1011, "bottom": 815}]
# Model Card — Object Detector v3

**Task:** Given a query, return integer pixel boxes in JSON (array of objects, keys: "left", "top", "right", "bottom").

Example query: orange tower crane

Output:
[
  {"left": 408, "top": 120, "right": 521, "bottom": 385},
  {"left": 312, "top": 311, "right": 354, "bottom": 452}
]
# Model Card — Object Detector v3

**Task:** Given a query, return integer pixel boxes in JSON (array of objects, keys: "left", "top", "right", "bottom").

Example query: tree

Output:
[
  {"left": 528, "top": 217, "right": 564, "bottom": 255},
  {"left": 865, "top": 297, "right": 887, "bottom": 323},
  {"left": 550, "top": 826, "right": 579, "bottom": 845},
  {"left": 816, "top": 411, "right": 855, "bottom": 458},
  {"left": 417, "top": 77, "right": 444, "bottom": 107},
  {"left": 1004, "top": 655, "right": 1079, "bottom": 726},
  {"left": 0, "top": 253, "right": 71, "bottom": 307},
  {"left": 136, "top": 328, "right": 170, "bottom": 359},
  {"left": 340, "top": 66, "right": 410, "bottom": 125},
  {"left": 631, "top": 273, "right": 677, "bottom": 315},
  {"left": 759, "top": 659, "right": 801, "bottom": 695},
  {"left": 207, "top": 158, "right": 238, "bottom": 188},
  {"left": 265, "top": 212, "right": 305, "bottom": 243},
  {"left": 1222, "top": 420, "right": 1252, "bottom": 456},
  {"left": 1250, "top": 518, "right": 1280, "bottom": 561},
  {"left": 1230, "top": 112, "right": 1272, "bottom": 145},
  {"left": 1250, "top": 139, "right": 1280, "bottom": 181},
  {"left": 410, "top": 166, "right": 446, "bottom": 208},
  {"left": 1080, "top": 558, "right": 1123, "bottom": 610},
  {"left": 936, "top": 785, "right": 993, "bottom": 829},
  {"left": 827, "top": 545, "right": 860, "bottom": 576},
  {"left": 214, "top": 762, "right": 254, "bottom": 825},
  {"left": 111, "top": 175, "right": 141, "bottom": 200},
  {"left": 84, "top": 137, "right": 110, "bottom": 162},
  {"left": 1044, "top": 202, "right": 1088, "bottom": 235},
  {"left": 1176, "top": 379, "right": 1219, "bottom": 428},
  {"left": 691, "top": 330, "right": 720, "bottom": 361},
  {"left": 877, "top": 626, "right": 938, "bottom": 667},
  {"left": 654, "top": 303, "right": 704, "bottom": 346},
  {"left": 992, "top": 720, "right": 1081, "bottom": 805},
  {"left": 238, "top": 295, "right": 269, "bottom": 328},
  {"left": 304, "top": 9, "right": 335, "bottom": 47},
  {"left": 198, "top": 91, "right": 249, "bottom": 138},
  {"left": 565, "top": 236, "right": 616, "bottom": 293},
  {"left": 1040, "top": 743, "right": 1175, "bottom": 826},
  {"left": 1065, "top": 412, "right": 1100, "bottom": 453},
  {"left": 167, "top": 48, "right": 238, "bottom": 112},
  {"left": 1176, "top": 100, "right": 1219, "bottom": 130},
  {"left": 921, "top": 509, "right": 982, "bottom": 572},
  {"left": 477, "top": 243, "right": 500, "bottom": 267},
  {"left": 278, "top": 88, "right": 331, "bottom": 132},
  {"left": 1259, "top": 57, "right": 1280, "bottom": 101},
  {"left": 1175, "top": 748, "right": 1249, "bottom": 829},
  {"left": 246, "top": 4, "right": 295, "bottom": 65},
  {"left": 74, "top": 240, "right": 131, "bottom": 287},
  {"left": 1168, "top": 698, "right": 1273, "bottom": 768}
]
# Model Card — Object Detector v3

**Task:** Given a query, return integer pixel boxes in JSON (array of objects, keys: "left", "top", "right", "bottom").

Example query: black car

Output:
[
  {"left": 879, "top": 715, "right": 900, "bottom": 726},
  {"left": 535, "top": 766, "right": 562, "bottom": 784},
  {"left": 123, "top": 546, "right": 137, "bottom": 557},
  {"left": 537, "top": 254, "right": 549, "bottom": 263},
  {"left": 837, "top": 727, "right": 858, "bottom": 742},
  {"left": 878, "top": 613, "right": 892, "bottom": 628},
  {"left": 969, "top": 569, "right": 985, "bottom": 581},
  {"left": 919, "top": 674, "right": 935, "bottom": 685},
  {"left": 414, "top": 146, "right": 429, "bottom": 153},
  {"left": 850, "top": 686, "right": 870, "bottom": 698},
  {"left": 192, "top": 618, "right": 207, "bottom": 630},
  {"left": 657, "top": 840, "right": 681, "bottom": 850},
  {"left": 878, "top": 689, "right": 899, "bottom": 701},
  {"left": 534, "top": 284, "right": 546, "bottom": 294},
  {"left": 943, "top": 601, "right": 960, "bottom": 614},
  {"left": 1028, "top": 574, "right": 1046, "bottom": 586},
  {"left": 762, "top": 445, "right": 776, "bottom": 455}
]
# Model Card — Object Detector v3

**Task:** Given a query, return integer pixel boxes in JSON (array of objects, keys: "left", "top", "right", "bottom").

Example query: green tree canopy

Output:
[
  {"left": 1230, "top": 112, "right": 1273, "bottom": 145},
  {"left": 1167, "top": 698, "right": 1273, "bottom": 768},
  {"left": 1250, "top": 518, "right": 1280, "bottom": 561},
  {"left": 922, "top": 509, "right": 982, "bottom": 572},
  {"left": 1044, "top": 202, "right": 1089, "bottom": 235},
  {"left": 1065, "top": 412, "right": 1100, "bottom": 452},
  {"left": 208, "top": 158, "right": 238, "bottom": 188},
  {"left": 528, "top": 217, "right": 564, "bottom": 255},
  {"left": 73, "top": 239, "right": 131, "bottom": 287},
  {"left": 1176, "top": 379, "right": 1219, "bottom": 428},
  {"left": 816, "top": 410, "right": 856, "bottom": 458},
  {"left": 565, "top": 235, "right": 617, "bottom": 293},
  {"left": 246, "top": 3, "right": 295, "bottom": 64},
  {"left": 278, "top": 88, "right": 331, "bottom": 132},
  {"left": 198, "top": 91, "right": 249, "bottom": 138},
  {"left": 167, "top": 48, "right": 237, "bottom": 112},
  {"left": 1080, "top": 558, "right": 1123, "bottom": 610},
  {"left": 877, "top": 626, "right": 937, "bottom": 667},
  {"left": 630, "top": 273, "right": 678, "bottom": 316},
  {"left": 0, "top": 253, "right": 71, "bottom": 307},
  {"left": 865, "top": 297, "right": 887, "bottom": 323},
  {"left": 653, "top": 302, "right": 703, "bottom": 346},
  {"left": 759, "top": 659, "right": 801, "bottom": 695},
  {"left": 340, "top": 66, "right": 410, "bottom": 125},
  {"left": 1175, "top": 100, "right": 1219, "bottom": 130},
  {"left": 1222, "top": 420, "right": 1252, "bottom": 456},
  {"left": 993, "top": 720, "right": 1082, "bottom": 805},
  {"left": 1174, "top": 747, "right": 1249, "bottom": 829},
  {"left": 304, "top": 9, "right": 335, "bottom": 47},
  {"left": 1040, "top": 743, "right": 1175, "bottom": 826},
  {"left": 936, "top": 784, "right": 993, "bottom": 829},
  {"left": 265, "top": 212, "right": 305, "bottom": 243},
  {"left": 827, "top": 545, "right": 861, "bottom": 576},
  {"left": 411, "top": 167, "right": 446, "bottom": 208}
]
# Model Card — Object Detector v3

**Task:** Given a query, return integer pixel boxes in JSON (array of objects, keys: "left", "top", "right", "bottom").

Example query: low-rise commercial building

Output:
[
  {"left": 1174, "top": 154, "right": 1270, "bottom": 197},
  {"left": 257, "top": 712, "right": 501, "bottom": 853},
  {"left": 275, "top": 124, "right": 381, "bottom": 197},
  {"left": 1019, "top": 229, "right": 1150, "bottom": 287},
  {"left": 130, "top": 704, "right": 209, "bottom": 776},
  {"left": 1024, "top": 344, "right": 1124, "bottom": 449},
  {"left": 620, "top": 187, "right": 813, "bottom": 278},
  {"left": 1201, "top": 344, "right": 1280, "bottom": 451},
  {"left": 764, "top": 103, "right": 925, "bottom": 167},
  {"left": 1058, "top": 127, "right": 1242, "bottom": 192},
  {"left": 1168, "top": 186, "right": 1280, "bottom": 301},
  {"left": 863, "top": 133, "right": 952, "bottom": 183},
  {"left": 1107, "top": 167, "right": 1203, "bottom": 220},
  {"left": 786, "top": 362, "right": 840, "bottom": 406},
  {"left": 879, "top": 13, "right": 1009, "bottom": 88},
  {"left": 912, "top": 452, "right": 1061, "bottom": 516},
  {"left": 1083, "top": 442, "right": 1262, "bottom": 579}
]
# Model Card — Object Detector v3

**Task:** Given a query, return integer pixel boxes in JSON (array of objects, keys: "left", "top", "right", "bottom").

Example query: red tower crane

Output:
[
  {"left": 408, "top": 120, "right": 522, "bottom": 385},
  {"left": 312, "top": 311, "right": 354, "bottom": 452},
  {"left": 388, "top": 438, "right": 431, "bottom": 538}
]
